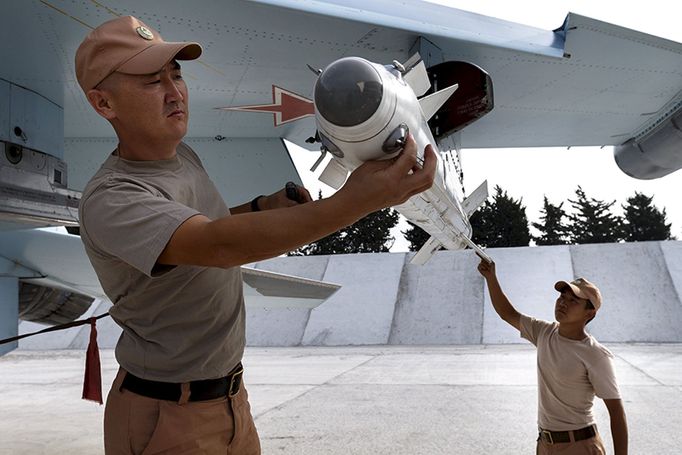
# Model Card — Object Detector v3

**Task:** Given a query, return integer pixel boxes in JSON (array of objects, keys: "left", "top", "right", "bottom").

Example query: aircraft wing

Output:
[
  {"left": 0, "top": 229, "right": 340, "bottom": 325},
  {"left": 2, "top": 1, "right": 680, "bottom": 184}
]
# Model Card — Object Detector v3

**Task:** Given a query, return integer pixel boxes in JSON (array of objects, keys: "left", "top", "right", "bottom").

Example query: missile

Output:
[{"left": 311, "top": 54, "right": 492, "bottom": 264}]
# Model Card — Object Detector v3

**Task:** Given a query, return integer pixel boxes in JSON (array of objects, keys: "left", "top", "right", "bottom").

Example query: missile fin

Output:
[
  {"left": 410, "top": 236, "right": 442, "bottom": 265},
  {"left": 419, "top": 84, "right": 458, "bottom": 120},
  {"left": 403, "top": 60, "right": 431, "bottom": 97},
  {"left": 318, "top": 159, "right": 349, "bottom": 190},
  {"left": 462, "top": 180, "right": 489, "bottom": 217}
]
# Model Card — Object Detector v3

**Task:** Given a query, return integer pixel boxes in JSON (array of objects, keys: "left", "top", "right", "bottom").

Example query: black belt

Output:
[
  {"left": 539, "top": 425, "right": 597, "bottom": 444},
  {"left": 121, "top": 362, "right": 243, "bottom": 402}
]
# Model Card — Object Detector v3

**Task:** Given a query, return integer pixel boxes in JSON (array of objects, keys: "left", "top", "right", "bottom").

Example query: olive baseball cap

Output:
[
  {"left": 75, "top": 15, "right": 202, "bottom": 92},
  {"left": 554, "top": 277, "right": 602, "bottom": 310}
]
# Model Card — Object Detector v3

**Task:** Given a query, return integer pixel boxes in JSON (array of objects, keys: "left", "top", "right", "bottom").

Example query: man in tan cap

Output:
[
  {"left": 75, "top": 15, "right": 436, "bottom": 454},
  {"left": 477, "top": 258, "right": 628, "bottom": 454}
]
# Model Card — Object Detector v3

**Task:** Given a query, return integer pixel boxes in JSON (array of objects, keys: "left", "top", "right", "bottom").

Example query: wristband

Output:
[{"left": 250, "top": 195, "right": 265, "bottom": 212}]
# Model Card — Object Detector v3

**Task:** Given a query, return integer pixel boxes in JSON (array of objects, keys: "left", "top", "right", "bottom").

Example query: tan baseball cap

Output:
[
  {"left": 75, "top": 16, "right": 202, "bottom": 92},
  {"left": 554, "top": 277, "right": 602, "bottom": 310}
]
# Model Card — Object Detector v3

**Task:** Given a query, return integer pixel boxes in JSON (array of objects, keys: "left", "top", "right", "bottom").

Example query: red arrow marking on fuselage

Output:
[{"left": 218, "top": 85, "right": 314, "bottom": 127}]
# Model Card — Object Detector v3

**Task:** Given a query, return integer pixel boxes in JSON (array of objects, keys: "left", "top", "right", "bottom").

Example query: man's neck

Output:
[
  {"left": 116, "top": 138, "right": 180, "bottom": 161},
  {"left": 558, "top": 322, "right": 588, "bottom": 340}
]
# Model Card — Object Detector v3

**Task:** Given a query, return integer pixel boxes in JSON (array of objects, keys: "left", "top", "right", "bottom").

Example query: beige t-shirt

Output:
[
  {"left": 520, "top": 314, "right": 621, "bottom": 431},
  {"left": 79, "top": 142, "right": 245, "bottom": 382}
]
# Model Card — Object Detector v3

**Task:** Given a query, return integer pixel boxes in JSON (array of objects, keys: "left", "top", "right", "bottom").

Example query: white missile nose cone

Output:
[{"left": 314, "top": 57, "right": 383, "bottom": 127}]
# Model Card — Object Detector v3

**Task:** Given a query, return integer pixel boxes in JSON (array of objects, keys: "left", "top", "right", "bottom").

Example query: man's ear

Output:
[{"left": 86, "top": 89, "right": 116, "bottom": 120}]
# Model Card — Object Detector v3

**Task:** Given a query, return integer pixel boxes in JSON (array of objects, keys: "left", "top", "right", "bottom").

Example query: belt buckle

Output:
[
  {"left": 228, "top": 366, "right": 244, "bottom": 398},
  {"left": 541, "top": 430, "right": 554, "bottom": 445}
]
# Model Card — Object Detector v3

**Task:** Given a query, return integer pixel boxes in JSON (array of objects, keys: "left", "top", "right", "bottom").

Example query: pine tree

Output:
[
  {"left": 622, "top": 192, "right": 673, "bottom": 241},
  {"left": 532, "top": 196, "right": 570, "bottom": 245},
  {"left": 402, "top": 221, "right": 431, "bottom": 252},
  {"left": 567, "top": 186, "right": 622, "bottom": 244},
  {"left": 470, "top": 185, "right": 530, "bottom": 248},
  {"left": 342, "top": 208, "right": 400, "bottom": 253},
  {"left": 290, "top": 191, "right": 399, "bottom": 255}
]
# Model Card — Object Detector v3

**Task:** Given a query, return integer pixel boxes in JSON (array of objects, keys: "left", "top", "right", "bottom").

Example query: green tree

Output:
[
  {"left": 621, "top": 192, "right": 673, "bottom": 241},
  {"left": 567, "top": 186, "right": 622, "bottom": 244},
  {"left": 470, "top": 185, "right": 530, "bottom": 248},
  {"left": 290, "top": 191, "right": 399, "bottom": 255},
  {"left": 532, "top": 196, "right": 570, "bottom": 245},
  {"left": 402, "top": 221, "right": 431, "bottom": 252},
  {"left": 341, "top": 207, "right": 400, "bottom": 253}
]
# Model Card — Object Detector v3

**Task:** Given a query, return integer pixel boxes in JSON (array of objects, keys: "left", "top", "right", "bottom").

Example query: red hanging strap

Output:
[{"left": 82, "top": 317, "right": 103, "bottom": 404}]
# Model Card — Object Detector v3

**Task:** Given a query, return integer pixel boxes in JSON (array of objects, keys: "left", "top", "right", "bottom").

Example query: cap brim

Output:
[
  {"left": 554, "top": 281, "right": 591, "bottom": 302},
  {"left": 117, "top": 41, "right": 202, "bottom": 75}
]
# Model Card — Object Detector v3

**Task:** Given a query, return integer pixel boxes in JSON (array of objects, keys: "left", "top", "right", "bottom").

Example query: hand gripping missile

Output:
[{"left": 311, "top": 54, "right": 492, "bottom": 264}]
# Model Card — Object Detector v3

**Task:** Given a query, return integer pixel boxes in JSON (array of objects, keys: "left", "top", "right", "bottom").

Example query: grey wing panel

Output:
[
  {"left": 0, "top": 229, "right": 104, "bottom": 299},
  {"left": 254, "top": 0, "right": 564, "bottom": 56},
  {"left": 8, "top": 0, "right": 679, "bottom": 148},
  {"left": 450, "top": 13, "right": 682, "bottom": 148},
  {"left": 241, "top": 266, "right": 340, "bottom": 304}
]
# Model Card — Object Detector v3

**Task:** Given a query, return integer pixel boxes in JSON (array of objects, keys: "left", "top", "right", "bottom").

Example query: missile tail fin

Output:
[
  {"left": 419, "top": 84, "right": 459, "bottom": 120},
  {"left": 410, "top": 236, "right": 442, "bottom": 265},
  {"left": 462, "top": 180, "right": 489, "bottom": 217}
]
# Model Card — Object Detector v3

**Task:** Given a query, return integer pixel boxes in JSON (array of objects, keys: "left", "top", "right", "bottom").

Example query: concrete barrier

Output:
[
  {"left": 661, "top": 241, "right": 682, "bottom": 309},
  {"left": 18, "top": 241, "right": 682, "bottom": 349},
  {"left": 389, "top": 250, "right": 483, "bottom": 344},
  {"left": 572, "top": 242, "right": 682, "bottom": 342},
  {"left": 481, "top": 245, "right": 574, "bottom": 343},
  {"left": 301, "top": 253, "right": 406, "bottom": 345}
]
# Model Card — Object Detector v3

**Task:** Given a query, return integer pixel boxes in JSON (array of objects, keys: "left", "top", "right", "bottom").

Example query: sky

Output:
[{"left": 287, "top": 0, "right": 682, "bottom": 251}]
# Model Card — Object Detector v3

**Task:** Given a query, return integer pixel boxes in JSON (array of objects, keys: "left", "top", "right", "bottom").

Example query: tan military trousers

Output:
[
  {"left": 537, "top": 433, "right": 606, "bottom": 454},
  {"left": 104, "top": 368, "right": 260, "bottom": 454}
]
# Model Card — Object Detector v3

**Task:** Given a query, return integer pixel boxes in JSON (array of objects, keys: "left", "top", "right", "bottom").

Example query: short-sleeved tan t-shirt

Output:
[
  {"left": 520, "top": 314, "right": 621, "bottom": 431},
  {"left": 79, "top": 142, "right": 244, "bottom": 382}
]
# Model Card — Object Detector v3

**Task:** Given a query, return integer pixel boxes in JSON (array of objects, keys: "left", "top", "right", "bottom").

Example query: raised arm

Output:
[
  {"left": 476, "top": 257, "right": 521, "bottom": 330},
  {"left": 158, "top": 135, "right": 436, "bottom": 269},
  {"left": 604, "top": 398, "right": 628, "bottom": 455}
]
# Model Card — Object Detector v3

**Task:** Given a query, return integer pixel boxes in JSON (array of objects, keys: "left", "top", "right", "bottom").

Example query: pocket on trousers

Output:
[
  {"left": 228, "top": 385, "right": 260, "bottom": 454},
  {"left": 122, "top": 390, "right": 162, "bottom": 455},
  {"left": 575, "top": 436, "right": 606, "bottom": 455},
  {"left": 141, "top": 396, "right": 232, "bottom": 454}
]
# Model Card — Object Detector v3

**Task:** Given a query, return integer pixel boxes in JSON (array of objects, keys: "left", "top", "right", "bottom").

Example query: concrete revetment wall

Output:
[{"left": 18, "top": 241, "right": 682, "bottom": 348}]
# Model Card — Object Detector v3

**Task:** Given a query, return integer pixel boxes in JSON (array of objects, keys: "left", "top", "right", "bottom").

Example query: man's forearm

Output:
[
  {"left": 484, "top": 276, "right": 518, "bottom": 323},
  {"left": 205, "top": 191, "right": 367, "bottom": 267},
  {"left": 610, "top": 411, "right": 628, "bottom": 455}
]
